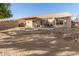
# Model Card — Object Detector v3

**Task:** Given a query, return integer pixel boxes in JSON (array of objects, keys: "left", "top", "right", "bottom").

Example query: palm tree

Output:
[{"left": 0, "top": 3, "right": 12, "bottom": 18}]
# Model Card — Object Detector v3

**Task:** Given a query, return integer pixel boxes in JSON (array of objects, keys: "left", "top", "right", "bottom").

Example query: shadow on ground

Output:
[{"left": 0, "top": 32, "right": 79, "bottom": 56}]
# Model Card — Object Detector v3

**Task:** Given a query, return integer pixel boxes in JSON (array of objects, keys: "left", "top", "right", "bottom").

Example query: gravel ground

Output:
[{"left": 0, "top": 28, "right": 79, "bottom": 56}]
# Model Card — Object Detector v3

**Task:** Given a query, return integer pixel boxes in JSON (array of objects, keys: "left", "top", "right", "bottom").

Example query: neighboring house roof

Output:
[
  {"left": 35, "top": 12, "right": 72, "bottom": 18},
  {"left": 0, "top": 18, "right": 16, "bottom": 22}
]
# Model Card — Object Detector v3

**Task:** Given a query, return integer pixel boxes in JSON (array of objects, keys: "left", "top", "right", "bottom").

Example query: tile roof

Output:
[{"left": 35, "top": 12, "right": 72, "bottom": 18}]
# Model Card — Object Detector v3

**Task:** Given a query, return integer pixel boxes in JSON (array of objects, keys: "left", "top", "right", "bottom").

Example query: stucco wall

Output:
[
  {"left": 65, "top": 17, "right": 71, "bottom": 28},
  {"left": 25, "top": 20, "right": 33, "bottom": 28},
  {"left": 16, "top": 17, "right": 71, "bottom": 28}
]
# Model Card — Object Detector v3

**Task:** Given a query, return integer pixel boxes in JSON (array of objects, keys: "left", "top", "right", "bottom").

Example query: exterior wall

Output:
[
  {"left": 75, "top": 21, "right": 79, "bottom": 28},
  {"left": 48, "top": 18, "right": 54, "bottom": 23},
  {"left": 16, "top": 17, "right": 71, "bottom": 28},
  {"left": 53, "top": 17, "right": 71, "bottom": 28},
  {"left": 48, "top": 18, "right": 55, "bottom": 24},
  {"left": 17, "top": 19, "right": 25, "bottom": 25},
  {"left": 53, "top": 18, "right": 65, "bottom": 27},
  {"left": 75, "top": 23, "right": 79, "bottom": 28},
  {"left": 65, "top": 17, "right": 71, "bottom": 28},
  {"left": 17, "top": 19, "right": 33, "bottom": 28},
  {"left": 25, "top": 20, "right": 33, "bottom": 28},
  {"left": 17, "top": 19, "right": 25, "bottom": 27},
  {"left": 33, "top": 19, "right": 41, "bottom": 28}
]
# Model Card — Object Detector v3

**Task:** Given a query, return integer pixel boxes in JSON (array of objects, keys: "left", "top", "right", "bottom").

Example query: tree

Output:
[{"left": 0, "top": 3, "right": 12, "bottom": 18}]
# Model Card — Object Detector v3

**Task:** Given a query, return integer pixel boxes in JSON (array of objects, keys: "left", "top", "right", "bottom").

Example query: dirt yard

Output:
[{"left": 0, "top": 28, "right": 79, "bottom": 56}]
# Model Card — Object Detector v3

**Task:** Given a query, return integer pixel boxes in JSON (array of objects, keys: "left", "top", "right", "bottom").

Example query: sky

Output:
[{"left": 10, "top": 3, "right": 79, "bottom": 20}]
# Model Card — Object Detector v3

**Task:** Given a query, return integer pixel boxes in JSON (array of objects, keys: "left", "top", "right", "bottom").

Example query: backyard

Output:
[{"left": 0, "top": 27, "right": 78, "bottom": 56}]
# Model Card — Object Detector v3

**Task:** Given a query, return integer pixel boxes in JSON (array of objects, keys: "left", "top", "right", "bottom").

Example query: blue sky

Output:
[{"left": 10, "top": 3, "right": 79, "bottom": 20}]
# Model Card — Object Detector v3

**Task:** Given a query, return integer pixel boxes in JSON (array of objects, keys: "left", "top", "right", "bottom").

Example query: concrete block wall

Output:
[{"left": 0, "top": 20, "right": 18, "bottom": 30}]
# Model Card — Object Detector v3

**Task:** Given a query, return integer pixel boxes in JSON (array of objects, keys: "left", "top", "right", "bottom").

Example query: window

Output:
[
  {"left": 56, "top": 18, "right": 64, "bottom": 25},
  {"left": 19, "top": 23, "right": 25, "bottom": 27}
]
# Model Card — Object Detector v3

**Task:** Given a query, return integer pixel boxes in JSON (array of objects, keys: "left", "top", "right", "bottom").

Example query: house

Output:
[
  {"left": 17, "top": 17, "right": 42, "bottom": 28},
  {"left": 17, "top": 12, "right": 72, "bottom": 29}
]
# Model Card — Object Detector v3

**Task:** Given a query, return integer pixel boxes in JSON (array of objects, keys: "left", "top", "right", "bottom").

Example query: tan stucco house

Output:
[{"left": 17, "top": 12, "right": 72, "bottom": 28}]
